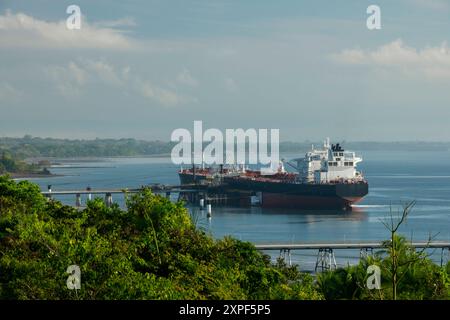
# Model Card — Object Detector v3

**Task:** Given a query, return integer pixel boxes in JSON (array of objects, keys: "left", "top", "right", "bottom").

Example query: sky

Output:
[{"left": 1, "top": 0, "right": 450, "bottom": 141}]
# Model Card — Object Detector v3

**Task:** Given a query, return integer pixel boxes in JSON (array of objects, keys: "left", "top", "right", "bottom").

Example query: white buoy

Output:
[
  {"left": 206, "top": 204, "right": 212, "bottom": 218},
  {"left": 47, "top": 185, "right": 52, "bottom": 200},
  {"left": 200, "top": 198, "right": 205, "bottom": 208}
]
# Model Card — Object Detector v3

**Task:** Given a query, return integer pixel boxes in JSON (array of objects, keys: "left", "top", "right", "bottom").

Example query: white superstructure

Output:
[{"left": 290, "top": 138, "right": 364, "bottom": 184}]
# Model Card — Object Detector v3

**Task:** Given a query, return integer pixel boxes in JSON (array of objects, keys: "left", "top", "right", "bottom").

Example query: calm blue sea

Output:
[{"left": 20, "top": 150, "right": 450, "bottom": 270}]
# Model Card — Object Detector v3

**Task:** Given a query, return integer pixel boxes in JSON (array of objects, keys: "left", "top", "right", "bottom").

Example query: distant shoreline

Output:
[
  {"left": 7, "top": 172, "right": 62, "bottom": 179},
  {"left": 3, "top": 136, "right": 450, "bottom": 162},
  {"left": 27, "top": 153, "right": 172, "bottom": 162}
]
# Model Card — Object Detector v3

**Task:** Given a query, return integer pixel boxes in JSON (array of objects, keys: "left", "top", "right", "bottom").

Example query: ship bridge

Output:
[{"left": 289, "top": 139, "right": 364, "bottom": 184}]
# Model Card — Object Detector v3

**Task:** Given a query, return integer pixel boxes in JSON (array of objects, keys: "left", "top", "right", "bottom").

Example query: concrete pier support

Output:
[
  {"left": 75, "top": 193, "right": 81, "bottom": 207},
  {"left": 86, "top": 186, "right": 92, "bottom": 201},
  {"left": 206, "top": 204, "right": 212, "bottom": 218},
  {"left": 279, "top": 249, "right": 292, "bottom": 266},
  {"left": 105, "top": 193, "right": 113, "bottom": 207},
  {"left": 440, "top": 247, "right": 450, "bottom": 267}
]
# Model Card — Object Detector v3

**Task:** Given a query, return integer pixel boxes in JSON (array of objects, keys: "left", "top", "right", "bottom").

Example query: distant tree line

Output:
[
  {"left": 1, "top": 135, "right": 449, "bottom": 160},
  {"left": 0, "top": 136, "right": 176, "bottom": 159}
]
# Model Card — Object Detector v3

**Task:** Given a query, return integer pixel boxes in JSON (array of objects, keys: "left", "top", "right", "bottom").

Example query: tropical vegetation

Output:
[
  {"left": 0, "top": 152, "right": 49, "bottom": 176},
  {"left": 0, "top": 176, "right": 448, "bottom": 299}
]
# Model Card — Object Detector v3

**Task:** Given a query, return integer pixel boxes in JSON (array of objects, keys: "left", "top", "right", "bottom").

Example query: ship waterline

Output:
[{"left": 223, "top": 178, "right": 368, "bottom": 210}]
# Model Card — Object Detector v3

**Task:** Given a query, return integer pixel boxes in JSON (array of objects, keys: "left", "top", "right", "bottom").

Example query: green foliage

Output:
[
  {"left": 1, "top": 176, "right": 446, "bottom": 300},
  {"left": 0, "top": 176, "right": 322, "bottom": 300},
  {"left": 0, "top": 136, "right": 175, "bottom": 159},
  {"left": 0, "top": 151, "right": 44, "bottom": 175},
  {"left": 318, "top": 235, "right": 450, "bottom": 300},
  {"left": 3, "top": 136, "right": 450, "bottom": 160}
]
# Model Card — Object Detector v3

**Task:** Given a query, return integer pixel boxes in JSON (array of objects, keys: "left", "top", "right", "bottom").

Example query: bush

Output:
[
  {"left": 317, "top": 236, "right": 450, "bottom": 300},
  {"left": 0, "top": 176, "right": 322, "bottom": 300}
]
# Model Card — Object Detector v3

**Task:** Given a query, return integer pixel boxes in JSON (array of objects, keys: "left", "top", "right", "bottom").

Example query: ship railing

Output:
[{"left": 309, "top": 179, "right": 367, "bottom": 185}]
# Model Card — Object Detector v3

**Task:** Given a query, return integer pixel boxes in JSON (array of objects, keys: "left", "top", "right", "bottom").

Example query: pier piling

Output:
[
  {"left": 105, "top": 193, "right": 113, "bottom": 207},
  {"left": 206, "top": 204, "right": 212, "bottom": 218},
  {"left": 75, "top": 193, "right": 81, "bottom": 207},
  {"left": 86, "top": 186, "right": 92, "bottom": 201}
]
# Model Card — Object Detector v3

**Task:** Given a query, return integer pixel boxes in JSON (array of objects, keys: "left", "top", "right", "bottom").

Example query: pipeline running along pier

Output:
[
  {"left": 42, "top": 182, "right": 265, "bottom": 208},
  {"left": 41, "top": 183, "right": 231, "bottom": 207}
]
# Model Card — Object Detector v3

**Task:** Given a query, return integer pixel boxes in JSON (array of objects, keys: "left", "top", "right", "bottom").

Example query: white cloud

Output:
[
  {"left": 137, "top": 78, "right": 198, "bottom": 107},
  {"left": 139, "top": 82, "right": 184, "bottom": 106},
  {"left": 0, "top": 82, "right": 23, "bottom": 101},
  {"left": 93, "top": 17, "right": 137, "bottom": 28},
  {"left": 46, "top": 62, "right": 86, "bottom": 97},
  {"left": 45, "top": 60, "right": 125, "bottom": 97},
  {"left": 332, "top": 39, "right": 450, "bottom": 79},
  {"left": 0, "top": 11, "right": 135, "bottom": 49},
  {"left": 68, "top": 62, "right": 87, "bottom": 85},
  {"left": 82, "top": 59, "right": 124, "bottom": 86},
  {"left": 44, "top": 59, "right": 194, "bottom": 106},
  {"left": 224, "top": 77, "right": 238, "bottom": 92},
  {"left": 176, "top": 68, "right": 198, "bottom": 87}
]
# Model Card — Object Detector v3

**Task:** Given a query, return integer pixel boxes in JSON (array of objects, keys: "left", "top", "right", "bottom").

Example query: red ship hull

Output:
[{"left": 261, "top": 193, "right": 363, "bottom": 209}]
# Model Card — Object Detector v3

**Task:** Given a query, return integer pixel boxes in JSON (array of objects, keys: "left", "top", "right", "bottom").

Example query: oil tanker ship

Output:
[{"left": 178, "top": 139, "right": 368, "bottom": 210}]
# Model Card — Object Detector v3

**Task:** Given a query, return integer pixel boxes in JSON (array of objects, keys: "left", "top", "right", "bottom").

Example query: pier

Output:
[
  {"left": 41, "top": 184, "right": 254, "bottom": 207},
  {"left": 254, "top": 242, "right": 450, "bottom": 272}
]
